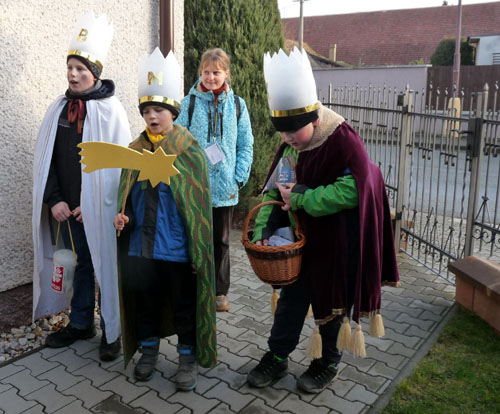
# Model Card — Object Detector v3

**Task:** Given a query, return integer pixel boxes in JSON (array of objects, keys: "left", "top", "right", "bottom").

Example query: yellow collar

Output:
[{"left": 146, "top": 127, "right": 165, "bottom": 144}]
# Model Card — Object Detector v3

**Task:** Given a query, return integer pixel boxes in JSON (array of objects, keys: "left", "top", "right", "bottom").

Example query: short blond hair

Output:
[{"left": 198, "top": 48, "right": 232, "bottom": 84}]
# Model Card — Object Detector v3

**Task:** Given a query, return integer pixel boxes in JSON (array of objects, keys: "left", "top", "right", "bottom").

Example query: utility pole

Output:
[
  {"left": 452, "top": 0, "right": 463, "bottom": 97},
  {"left": 293, "top": 0, "right": 309, "bottom": 51}
]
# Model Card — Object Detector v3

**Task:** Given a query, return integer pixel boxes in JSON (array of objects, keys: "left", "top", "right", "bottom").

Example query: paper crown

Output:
[
  {"left": 67, "top": 11, "right": 113, "bottom": 71},
  {"left": 263, "top": 47, "right": 318, "bottom": 117},
  {"left": 138, "top": 47, "right": 182, "bottom": 112}
]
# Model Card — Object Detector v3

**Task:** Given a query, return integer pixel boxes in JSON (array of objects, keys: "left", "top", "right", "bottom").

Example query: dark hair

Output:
[
  {"left": 138, "top": 101, "right": 180, "bottom": 119},
  {"left": 271, "top": 110, "right": 319, "bottom": 132},
  {"left": 67, "top": 55, "right": 101, "bottom": 79}
]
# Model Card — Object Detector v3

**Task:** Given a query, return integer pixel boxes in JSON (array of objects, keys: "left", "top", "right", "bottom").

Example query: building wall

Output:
[
  {"left": 313, "top": 65, "right": 429, "bottom": 102},
  {"left": 476, "top": 35, "right": 500, "bottom": 66},
  {"left": 0, "top": 0, "right": 184, "bottom": 292}
]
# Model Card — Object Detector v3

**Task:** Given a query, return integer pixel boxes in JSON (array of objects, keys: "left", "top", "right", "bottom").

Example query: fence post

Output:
[
  {"left": 394, "top": 87, "right": 412, "bottom": 252},
  {"left": 464, "top": 84, "right": 489, "bottom": 257}
]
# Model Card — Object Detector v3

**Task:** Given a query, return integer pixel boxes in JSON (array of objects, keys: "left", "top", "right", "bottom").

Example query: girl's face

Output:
[
  {"left": 142, "top": 105, "right": 174, "bottom": 136},
  {"left": 67, "top": 57, "right": 96, "bottom": 93},
  {"left": 201, "top": 61, "right": 229, "bottom": 91},
  {"left": 279, "top": 119, "right": 319, "bottom": 151}
]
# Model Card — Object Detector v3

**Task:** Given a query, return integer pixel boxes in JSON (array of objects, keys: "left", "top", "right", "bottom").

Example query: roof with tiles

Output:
[{"left": 282, "top": 2, "right": 500, "bottom": 66}]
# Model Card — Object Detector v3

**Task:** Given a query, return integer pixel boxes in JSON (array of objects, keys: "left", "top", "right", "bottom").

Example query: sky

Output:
[{"left": 278, "top": 0, "right": 496, "bottom": 18}]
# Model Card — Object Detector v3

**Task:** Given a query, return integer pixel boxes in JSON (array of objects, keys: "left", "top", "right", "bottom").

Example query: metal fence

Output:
[{"left": 322, "top": 82, "right": 500, "bottom": 283}]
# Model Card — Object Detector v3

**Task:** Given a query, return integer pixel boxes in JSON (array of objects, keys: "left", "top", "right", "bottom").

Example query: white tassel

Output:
[
  {"left": 307, "top": 326, "right": 322, "bottom": 359},
  {"left": 350, "top": 323, "right": 367, "bottom": 358},
  {"left": 370, "top": 313, "right": 385, "bottom": 338},
  {"left": 336, "top": 316, "right": 352, "bottom": 351}
]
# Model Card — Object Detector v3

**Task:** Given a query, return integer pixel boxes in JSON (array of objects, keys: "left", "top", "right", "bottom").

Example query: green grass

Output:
[{"left": 383, "top": 307, "right": 500, "bottom": 414}]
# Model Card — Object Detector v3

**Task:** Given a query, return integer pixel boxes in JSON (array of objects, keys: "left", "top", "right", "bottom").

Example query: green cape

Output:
[{"left": 117, "top": 125, "right": 216, "bottom": 368}]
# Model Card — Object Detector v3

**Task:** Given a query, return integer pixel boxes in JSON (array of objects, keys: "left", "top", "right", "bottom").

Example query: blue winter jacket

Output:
[{"left": 175, "top": 79, "right": 254, "bottom": 207}]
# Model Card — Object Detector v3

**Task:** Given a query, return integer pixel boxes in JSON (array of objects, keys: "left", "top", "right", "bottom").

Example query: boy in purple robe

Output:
[{"left": 247, "top": 47, "right": 399, "bottom": 394}]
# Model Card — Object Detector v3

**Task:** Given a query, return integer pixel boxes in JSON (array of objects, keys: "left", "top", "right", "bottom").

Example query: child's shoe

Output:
[
  {"left": 296, "top": 358, "right": 338, "bottom": 393},
  {"left": 247, "top": 351, "right": 288, "bottom": 388},
  {"left": 134, "top": 337, "right": 159, "bottom": 381},
  {"left": 175, "top": 345, "right": 198, "bottom": 391}
]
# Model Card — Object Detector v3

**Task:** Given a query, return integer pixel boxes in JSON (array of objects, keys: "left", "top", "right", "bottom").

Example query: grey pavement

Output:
[{"left": 0, "top": 231, "right": 456, "bottom": 414}]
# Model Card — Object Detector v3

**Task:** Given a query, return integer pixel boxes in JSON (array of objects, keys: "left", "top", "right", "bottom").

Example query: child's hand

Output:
[
  {"left": 51, "top": 201, "right": 72, "bottom": 222},
  {"left": 255, "top": 239, "right": 269, "bottom": 246},
  {"left": 72, "top": 206, "right": 82, "bottom": 223},
  {"left": 114, "top": 213, "right": 129, "bottom": 230},
  {"left": 277, "top": 182, "right": 295, "bottom": 211}
]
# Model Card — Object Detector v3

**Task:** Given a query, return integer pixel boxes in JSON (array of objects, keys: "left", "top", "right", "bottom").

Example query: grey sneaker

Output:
[
  {"left": 297, "top": 358, "right": 338, "bottom": 393},
  {"left": 247, "top": 351, "right": 288, "bottom": 388},
  {"left": 175, "top": 352, "right": 198, "bottom": 391},
  {"left": 134, "top": 338, "right": 159, "bottom": 381}
]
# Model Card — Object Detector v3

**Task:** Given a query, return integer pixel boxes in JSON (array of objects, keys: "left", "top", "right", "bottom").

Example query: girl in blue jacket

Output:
[{"left": 176, "top": 48, "right": 254, "bottom": 312}]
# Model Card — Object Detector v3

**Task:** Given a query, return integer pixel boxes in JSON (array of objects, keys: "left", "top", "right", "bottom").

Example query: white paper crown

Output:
[
  {"left": 68, "top": 11, "right": 113, "bottom": 70},
  {"left": 263, "top": 47, "right": 318, "bottom": 117},
  {"left": 138, "top": 47, "right": 182, "bottom": 109}
]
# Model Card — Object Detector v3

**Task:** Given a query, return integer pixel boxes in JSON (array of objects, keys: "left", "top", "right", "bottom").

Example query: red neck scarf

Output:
[
  {"left": 200, "top": 82, "right": 227, "bottom": 105},
  {"left": 67, "top": 99, "right": 85, "bottom": 134}
]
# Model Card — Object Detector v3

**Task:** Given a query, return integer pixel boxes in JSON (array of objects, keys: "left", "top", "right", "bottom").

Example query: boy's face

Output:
[
  {"left": 279, "top": 118, "right": 319, "bottom": 151},
  {"left": 67, "top": 57, "right": 96, "bottom": 93},
  {"left": 201, "top": 62, "right": 229, "bottom": 91},
  {"left": 142, "top": 105, "right": 174, "bottom": 136}
]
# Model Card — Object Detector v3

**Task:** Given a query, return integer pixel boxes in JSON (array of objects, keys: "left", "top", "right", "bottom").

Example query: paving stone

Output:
[
  {"left": 405, "top": 325, "right": 432, "bottom": 339},
  {"left": 47, "top": 349, "right": 92, "bottom": 373},
  {"left": 384, "top": 302, "right": 424, "bottom": 318},
  {"left": 231, "top": 295, "right": 268, "bottom": 312},
  {"left": 21, "top": 405, "right": 46, "bottom": 414},
  {"left": 93, "top": 395, "right": 143, "bottom": 414},
  {"left": 331, "top": 378, "right": 356, "bottom": 398},
  {"left": 237, "top": 306, "right": 272, "bottom": 322},
  {"left": 432, "top": 296, "right": 454, "bottom": 307},
  {"left": 141, "top": 369, "right": 176, "bottom": 398},
  {"left": 194, "top": 373, "right": 220, "bottom": 394},
  {"left": 168, "top": 388, "right": 220, "bottom": 413},
  {"left": 0, "top": 368, "right": 49, "bottom": 396},
  {"left": 53, "top": 400, "right": 93, "bottom": 414},
  {"left": 72, "top": 362, "right": 119, "bottom": 387},
  {"left": 235, "top": 317, "right": 272, "bottom": 336},
  {"left": 423, "top": 286, "right": 455, "bottom": 300},
  {"left": 363, "top": 334, "right": 394, "bottom": 352},
  {"left": 342, "top": 355, "right": 377, "bottom": 373},
  {"left": 0, "top": 383, "right": 11, "bottom": 393},
  {"left": 395, "top": 313, "right": 436, "bottom": 331},
  {"left": 239, "top": 397, "right": 289, "bottom": 414},
  {"left": 38, "top": 365, "right": 85, "bottom": 391},
  {"left": 99, "top": 375, "right": 148, "bottom": 404},
  {"left": 69, "top": 338, "right": 100, "bottom": 356},
  {"left": 313, "top": 388, "right": 366, "bottom": 414},
  {"left": 378, "top": 318, "right": 409, "bottom": 334},
  {"left": 408, "top": 299, "right": 447, "bottom": 315},
  {"left": 13, "top": 352, "right": 60, "bottom": 376},
  {"left": 155, "top": 354, "right": 179, "bottom": 379},
  {"left": 39, "top": 347, "right": 67, "bottom": 359},
  {"left": 276, "top": 393, "right": 329, "bottom": 414},
  {"left": 26, "top": 383, "right": 76, "bottom": 413},
  {"left": 0, "top": 388, "right": 37, "bottom": 414},
  {"left": 62, "top": 379, "right": 112, "bottom": 409},
  {"left": 386, "top": 341, "right": 417, "bottom": 358},
  {"left": 204, "top": 361, "right": 247, "bottom": 390},
  {"left": 205, "top": 381, "right": 255, "bottom": 412},
  {"left": 215, "top": 347, "right": 252, "bottom": 371},
  {"left": 216, "top": 320, "right": 248, "bottom": 339},
  {"left": 367, "top": 362, "right": 399, "bottom": 379},
  {"left": 345, "top": 383, "right": 379, "bottom": 404},
  {"left": 0, "top": 363, "right": 24, "bottom": 380},
  {"left": 383, "top": 328, "right": 422, "bottom": 348},
  {"left": 381, "top": 292, "right": 414, "bottom": 306},
  {"left": 339, "top": 366, "right": 387, "bottom": 393},
  {"left": 239, "top": 383, "right": 290, "bottom": 408},
  {"left": 367, "top": 346, "right": 407, "bottom": 369},
  {"left": 418, "top": 310, "right": 443, "bottom": 322},
  {"left": 217, "top": 332, "right": 250, "bottom": 353},
  {"left": 130, "top": 389, "right": 184, "bottom": 414},
  {"left": 206, "top": 402, "right": 235, "bottom": 413}
]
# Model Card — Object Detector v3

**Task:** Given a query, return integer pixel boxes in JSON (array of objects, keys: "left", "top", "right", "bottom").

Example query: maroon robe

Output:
[{"left": 266, "top": 122, "right": 399, "bottom": 324}]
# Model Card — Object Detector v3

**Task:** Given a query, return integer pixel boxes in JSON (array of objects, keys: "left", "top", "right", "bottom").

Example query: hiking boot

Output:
[
  {"left": 45, "top": 324, "right": 96, "bottom": 348},
  {"left": 99, "top": 332, "right": 121, "bottom": 362},
  {"left": 175, "top": 351, "right": 198, "bottom": 391},
  {"left": 297, "top": 358, "right": 339, "bottom": 393},
  {"left": 216, "top": 295, "right": 230, "bottom": 312},
  {"left": 247, "top": 351, "right": 288, "bottom": 388},
  {"left": 134, "top": 338, "right": 160, "bottom": 381}
]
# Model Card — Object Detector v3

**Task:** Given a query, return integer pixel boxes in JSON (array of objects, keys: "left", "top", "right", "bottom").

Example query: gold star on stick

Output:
[{"left": 77, "top": 142, "right": 180, "bottom": 187}]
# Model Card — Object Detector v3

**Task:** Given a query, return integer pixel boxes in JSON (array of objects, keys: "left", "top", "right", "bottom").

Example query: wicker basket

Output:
[{"left": 241, "top": 201, "right": 306, "bottom": 285}]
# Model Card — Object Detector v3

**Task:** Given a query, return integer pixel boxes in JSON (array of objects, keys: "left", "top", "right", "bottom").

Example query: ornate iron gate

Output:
[{"left": 324, "top": 82, "right": 500, "bottom": 283}]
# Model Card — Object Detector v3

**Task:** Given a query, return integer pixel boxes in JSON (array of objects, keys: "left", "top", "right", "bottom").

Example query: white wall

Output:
[
  {"left": 475, "top": 35, "right": 500, "bottom": 65},
  {"left": 313, "top": 65, "right": 430, "bottom": 102},
  {"left": 0, "top": 0, "right": 184, "bottom": 292}
]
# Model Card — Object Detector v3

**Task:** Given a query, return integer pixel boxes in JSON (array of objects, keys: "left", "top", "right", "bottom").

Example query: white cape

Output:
[{"left": 32, "top": 95, "right": 132, "bottom": 343}]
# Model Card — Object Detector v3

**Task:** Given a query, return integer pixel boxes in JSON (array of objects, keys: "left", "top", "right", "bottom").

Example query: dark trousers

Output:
[
  {"left": 60, "top": 217, "right": 104, "bottom": 331},
  {"left": 213, "top": 206, "right": 234, "bottom": 296},
  {"left": 131, "top": 258, "right": 197, "bottom": 347},
  {"left": 268, "top": 274, "right": 343, "bottom": 364}
]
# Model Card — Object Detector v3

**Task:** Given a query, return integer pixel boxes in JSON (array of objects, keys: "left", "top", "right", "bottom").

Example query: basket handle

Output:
[{"left": 241, "top": 200, "right": 302, "bottom": 244}]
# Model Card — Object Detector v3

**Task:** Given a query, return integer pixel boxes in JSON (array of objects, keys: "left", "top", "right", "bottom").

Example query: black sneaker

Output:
[
  {"left": 99, "top": 332, "right": 121, "bottom": 362},
  {"left": 45, "top": 325, "right": 96, "bottom": 348},
  {"left": 134, "top": 338, "right": 160, "bottom": 381},
  {"left": 297, "top": 358, "right": 339, "bottom": 393},
  {"left": 247, "top": 351, "right": 288, "bottom": 388}
]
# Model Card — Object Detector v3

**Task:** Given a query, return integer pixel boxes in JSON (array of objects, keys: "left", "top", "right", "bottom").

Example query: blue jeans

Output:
[
  {"left": 60, "top": 217, "right": 103, "bottom": 330},
  {"left": 268, "top": 273, "right": 342, "bottom": 364}
]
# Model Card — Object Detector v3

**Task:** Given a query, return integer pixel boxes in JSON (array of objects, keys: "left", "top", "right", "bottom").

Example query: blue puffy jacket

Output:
[{"left": 175, "top": 79, "right": 254, "bottom": 207}]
